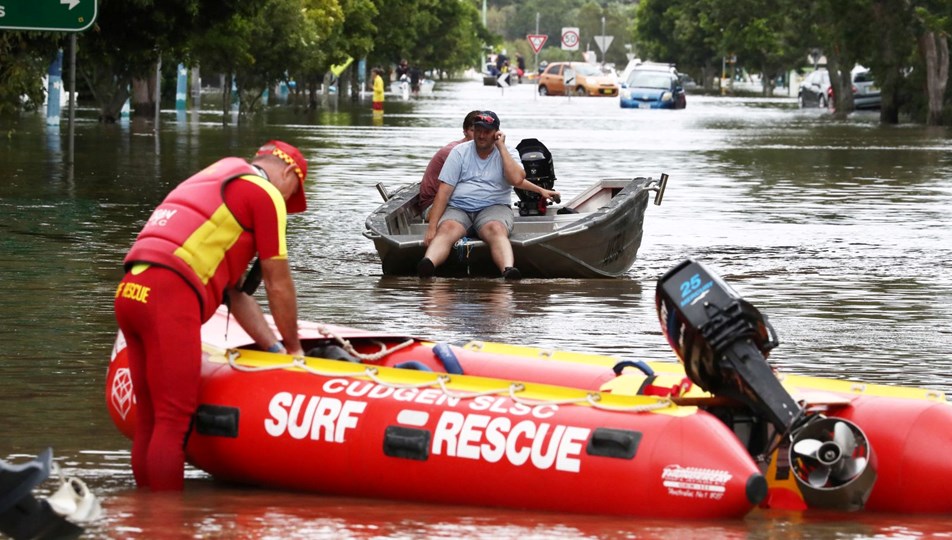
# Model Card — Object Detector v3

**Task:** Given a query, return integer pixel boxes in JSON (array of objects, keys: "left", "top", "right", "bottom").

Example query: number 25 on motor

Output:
[{"left": 680, "top": 273, "right": 702, "bottom": 299}]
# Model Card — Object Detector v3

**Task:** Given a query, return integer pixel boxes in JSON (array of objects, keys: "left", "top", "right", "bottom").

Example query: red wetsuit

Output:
[{"left": 114, "top": 158, "right": 287, "bottom": 490}]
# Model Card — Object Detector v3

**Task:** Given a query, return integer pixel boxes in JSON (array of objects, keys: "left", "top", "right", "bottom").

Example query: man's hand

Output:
[
  {"left": 423, "top": 225, "right": 437, "bottom": 247},
  {"left": 542, "top": 188, "right": 561, "bottom": 204},
  {"left": 494, "top": 130, "right": 506, "bottom": 146}
]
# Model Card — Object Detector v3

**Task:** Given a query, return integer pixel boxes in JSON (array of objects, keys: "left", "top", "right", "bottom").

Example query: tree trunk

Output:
[
  {"left": 918, "top": 31, "right": 949, "bottom": 126},
  {"left": 872, "top": 1, "right": 901, "bottom": 124},
  {"left": 80, "top": 63, "right": 130, "bottom": 123},
  {"left": 131, "top": 72, "right": 156, "bottom": 118},
  {"left": 826, "top": 53, "right": 855, "bottom": 119}
]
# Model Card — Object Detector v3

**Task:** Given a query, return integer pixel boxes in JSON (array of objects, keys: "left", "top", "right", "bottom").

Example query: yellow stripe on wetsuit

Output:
[{"left": 173, "top": 175, "right": 287, "bottom": 284}]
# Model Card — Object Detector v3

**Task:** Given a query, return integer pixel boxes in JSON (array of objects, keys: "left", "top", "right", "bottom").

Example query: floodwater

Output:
[{"left": 2, "top": 79, "right": 952, "bottom": 537}]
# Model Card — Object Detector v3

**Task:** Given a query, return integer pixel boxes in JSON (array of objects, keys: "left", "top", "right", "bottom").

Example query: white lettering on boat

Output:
[
  {"left": 431, "top": 411, "right": 589, "bottom": 473},
  {"left": 661, "top": 465, "right": 732, "bottom": 499},
  {"left": 264, "top": 391, "right": 366, "bottom": 442},
  {"left": 468, "top": 395, "right": 558, "bottom": 419},
  {"left": 322, "top": 378, "right": 462, "bottom": 408}
]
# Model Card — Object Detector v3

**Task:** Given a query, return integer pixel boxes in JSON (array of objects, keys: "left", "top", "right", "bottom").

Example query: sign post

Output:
[{"left": 0, "top": 0, "right": 97, "bottom": 32}]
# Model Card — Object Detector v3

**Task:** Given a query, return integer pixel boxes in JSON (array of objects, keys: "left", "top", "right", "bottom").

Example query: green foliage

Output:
[{"left": 0, "top": 33, "right": 62, "bottom": 116}]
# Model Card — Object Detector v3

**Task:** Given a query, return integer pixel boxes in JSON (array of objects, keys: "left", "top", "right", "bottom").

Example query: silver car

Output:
[
  {"left": 850, "top": 67, "right": 881, "bottom": 110},
  {"left": 799, "top": 66, "right": 880, "bottom": 110}
]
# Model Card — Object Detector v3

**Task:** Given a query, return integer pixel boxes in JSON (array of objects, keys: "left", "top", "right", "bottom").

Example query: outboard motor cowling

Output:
[
  {"left": 655, "top": 258, "right": 799, "bottom": 431},
  {"left": 515, "top": 138, "right": 556, "bottom": 216}
]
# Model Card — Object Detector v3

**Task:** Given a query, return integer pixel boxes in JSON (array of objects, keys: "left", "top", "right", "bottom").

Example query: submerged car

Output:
[
  {"left": 619, "top": 68, "right": 687, "bottom": 109},
  {"left": 799, "top": 66, "right": 880, "bottom": 109},
  {"left": 537, "top": 62, "right": 619, "bottom": 97}
]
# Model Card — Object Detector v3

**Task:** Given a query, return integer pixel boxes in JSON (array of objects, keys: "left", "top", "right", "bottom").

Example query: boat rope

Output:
[
  {"left": 218, "top": 347, "right": 673, "bottom": 414},
  {"left": 454, "top": 237, "right": 474, "bottom": 263},
  {"left": 312, "top": 324, "right": 416, "bottom": 362}
]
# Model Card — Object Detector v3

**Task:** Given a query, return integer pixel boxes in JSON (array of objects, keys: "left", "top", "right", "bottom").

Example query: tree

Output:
[
  {"left": 698, "top": 0, "right": 809, "bottom": 97},
  {"left": 635, "top": 0, "right": 720, "bottom": 85},
  {"left": 0, "top": 33, "right": 62, "bottom": 117},
  {"left": 189, "top": 0, "right": 343, "bottom": 115},
  {"left": 370, "top": 0, "right": 488, "bottom": 77},
  {"left": 865, "top": 0, "right": 917, "bottom": 123},
  {"left": 911, "top": 1, "right": 951, "bottom": 125},
  {"left": 321, "top": 0, "right": 379, "bottom": 102},
  {"left": 75, "top": 0, "right": 252, "bottom": 122}
]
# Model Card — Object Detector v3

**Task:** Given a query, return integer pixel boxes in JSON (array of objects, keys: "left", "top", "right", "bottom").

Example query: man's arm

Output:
[
  {"left": 260, "top": 257, "right": 304, "bottom": 356},
  {"left": 495, "top": 132, "right": 526, "bottom": 187},
  {"left": 226, "top": 288, "right": 284, "bottom": 352},
  {"left": 511, "top": 177, "right": 561, "bottom": 202}
]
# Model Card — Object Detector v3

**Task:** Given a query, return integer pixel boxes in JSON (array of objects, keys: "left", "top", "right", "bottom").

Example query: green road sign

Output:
[{"left": 0, "top": 0, "right": 97, "bottom": 32}]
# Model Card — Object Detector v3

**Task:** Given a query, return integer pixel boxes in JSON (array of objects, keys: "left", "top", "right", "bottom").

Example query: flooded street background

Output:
[{"left": 2, "top": 79, "right": 951, "bottom": 537}]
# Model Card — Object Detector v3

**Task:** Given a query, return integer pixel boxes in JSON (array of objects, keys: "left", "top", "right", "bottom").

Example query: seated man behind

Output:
[
  {"left": 418, "top": 110, "right": 559, "bottom": 280},
  {"left": 418, "top": 110, "right": 480, "bottom": 219}
]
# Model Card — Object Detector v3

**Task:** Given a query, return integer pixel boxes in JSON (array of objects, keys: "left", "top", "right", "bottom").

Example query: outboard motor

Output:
[
  {"left": 515, "top": 138, "right": 556, "bottom": 216},
  {"left": 655, "top": 258, "right": 876, "bottom": 511}
]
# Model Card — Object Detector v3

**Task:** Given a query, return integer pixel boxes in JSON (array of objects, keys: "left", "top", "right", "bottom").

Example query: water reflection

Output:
[{"left": 419, "top": 279, "right": 515, "bottom": 335}]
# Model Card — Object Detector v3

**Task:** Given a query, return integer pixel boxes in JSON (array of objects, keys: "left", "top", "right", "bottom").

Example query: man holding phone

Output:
[{"left": 418, "top": 110, "right": 559, "bottom": 280}]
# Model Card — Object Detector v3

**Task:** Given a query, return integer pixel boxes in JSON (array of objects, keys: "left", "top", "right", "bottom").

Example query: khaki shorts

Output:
[{"left": 441, "top": 205, "right": 514, "bottom": 236}]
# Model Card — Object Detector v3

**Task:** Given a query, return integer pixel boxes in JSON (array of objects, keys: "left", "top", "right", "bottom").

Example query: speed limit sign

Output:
[{"left": 561, "top": 27, "right": 579, "bottom": 51}]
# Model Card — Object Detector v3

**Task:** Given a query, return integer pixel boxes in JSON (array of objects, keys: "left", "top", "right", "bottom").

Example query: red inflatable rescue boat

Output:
[{"left": 106, "top": 313, "right": 766, "bottom": 519}]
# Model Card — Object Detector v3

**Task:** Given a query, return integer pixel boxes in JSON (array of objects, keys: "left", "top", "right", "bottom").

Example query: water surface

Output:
[{"left": 1, "top": 80, "right": 951, "bottom": 537}]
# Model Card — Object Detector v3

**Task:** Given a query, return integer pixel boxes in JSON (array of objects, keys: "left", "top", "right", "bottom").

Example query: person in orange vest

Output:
[{"left": 114, "top": 140, "right": 310, "bottom": 491}]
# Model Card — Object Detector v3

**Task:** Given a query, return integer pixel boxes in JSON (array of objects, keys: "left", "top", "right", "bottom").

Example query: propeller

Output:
[{"left": 792, "top": 420, "right": 868, "bottom": 488}]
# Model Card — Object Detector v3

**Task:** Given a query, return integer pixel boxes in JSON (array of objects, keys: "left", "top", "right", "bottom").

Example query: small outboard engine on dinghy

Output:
[
  {"left": 655, "top": 259, "right": 877, "bottom": 511},
  {"left": 514, "top": 138, "right": 557, "bottom": 216},
  {"left": 0, "top": 448, "right": 99, "bottom": 539}
]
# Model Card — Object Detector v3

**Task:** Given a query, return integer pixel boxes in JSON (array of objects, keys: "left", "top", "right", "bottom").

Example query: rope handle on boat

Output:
[
  {"left": 216, "top": 347, "right": 674, "bottom": 414},
  {"left": 313, "top": 323, "right": 416, "bottom": 361}
]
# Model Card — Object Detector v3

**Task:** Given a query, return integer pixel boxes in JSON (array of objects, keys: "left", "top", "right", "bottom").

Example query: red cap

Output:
[{"left": 255, "top": 140, "right": 308, "bottom": 213}]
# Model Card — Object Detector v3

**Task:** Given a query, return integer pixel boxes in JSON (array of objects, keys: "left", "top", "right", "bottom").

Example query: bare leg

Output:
[
  {"left": 423, "top": 220, "right": 467, "bottom": 267},
  {"left": 478, "top": 220, "right": 514, "bottom": 273}
]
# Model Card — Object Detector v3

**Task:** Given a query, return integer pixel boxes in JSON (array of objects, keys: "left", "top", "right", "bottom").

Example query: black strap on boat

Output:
[
  {"left": 586, "top": 427, "right": 642, "bottom": 459},
  {"left": 193, "top": 405, "right": 240, "bottom": 438},
  {"left": 383, "top": 426, "right": 430, "bottom": 461}
]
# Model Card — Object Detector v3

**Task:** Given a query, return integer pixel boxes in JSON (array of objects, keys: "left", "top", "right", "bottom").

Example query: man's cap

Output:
[
  {"left": 256, "top": 140, "right": 308, "bottom": 213},
  {"left": 473, "top": 111, "right": 500, "bottom": 130}
]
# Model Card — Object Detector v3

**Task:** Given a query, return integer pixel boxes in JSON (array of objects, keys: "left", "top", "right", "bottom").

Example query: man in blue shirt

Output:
[{"left": 418, "top": 110, "right": 559, "bottom": 280}]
